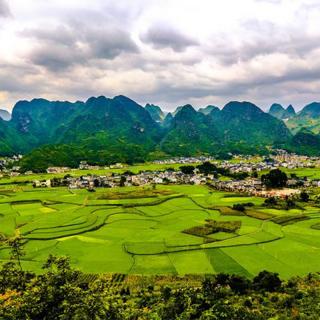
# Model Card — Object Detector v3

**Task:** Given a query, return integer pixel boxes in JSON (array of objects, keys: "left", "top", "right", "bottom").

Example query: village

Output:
[
  {"left": 32, "top": 155, "right": 320, "bottom": 198},
  {"left": 37, "top": 168, "right": 312, "bottom": 198},
  {"left": 2, "top": 151, "right": 320, "bottom": 198}
]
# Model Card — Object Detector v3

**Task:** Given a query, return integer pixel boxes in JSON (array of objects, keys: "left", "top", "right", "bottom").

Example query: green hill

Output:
[
  {"left": 287, "top": 102, "right": 320, "bottom": 134},
  {"left": 0, "top": 96, "right": 320, "bottom": 170},
  {"left": 160, "top": 105, "right": 221, "bottom": 156},
  {"left": 211, "top": 101, "right": 292, "bottom": 146},
  {"left": 268, "top": 103, "right": 296, "bottom": 120},
  {"left": 287, "top": 128, "right": 320, "bottom": 156},
  {"left": 145, "top": 103, "right": 165, "bottom": 122}
]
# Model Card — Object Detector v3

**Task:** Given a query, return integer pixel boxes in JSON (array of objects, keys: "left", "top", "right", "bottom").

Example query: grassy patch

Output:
[{"left": 311, "top": 222, "right": 320, "bottom": 230}]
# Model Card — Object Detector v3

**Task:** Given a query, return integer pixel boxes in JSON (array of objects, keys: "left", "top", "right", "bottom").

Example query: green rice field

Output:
[{"left": 1, "top": 183, "right": 320, "bottom": 279}]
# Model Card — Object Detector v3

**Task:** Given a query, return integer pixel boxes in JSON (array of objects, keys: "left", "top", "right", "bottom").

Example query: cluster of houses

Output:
[
  {"left": 78, "top": 161, "right": 124, "bottom": 170},
  {"left": 153, "top": 156, "right": 215, "bottom": 165},
  {"left": 4, "top": 151, "right": 320, "bottom": 200},
  {"left": 31, "top": 165, "right": 319, "bottom": 200},
  {"left": 219, "top": 153, "right": 320, "bottom": 174},
  {"left": 0, "top": 155, "right": 22, "bottom": 178},
  {"left": 45, "top": 162, "right": 125, "bottom": 173},
  {"left": 43, "top": 170, "right": 213, "bottom": 190},
  {"left": 211, "top": 178, "right": 301, "bottom": 198}
]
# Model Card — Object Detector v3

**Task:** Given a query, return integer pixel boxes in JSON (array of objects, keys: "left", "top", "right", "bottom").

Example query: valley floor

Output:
[{"left": 1, "top": 182, "right": 320, "bottom": 278}]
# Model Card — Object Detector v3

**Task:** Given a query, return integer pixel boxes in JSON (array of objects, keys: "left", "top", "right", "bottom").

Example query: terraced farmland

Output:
[{"left": 1, "top": 184, "right": 320, "bottom": 278}]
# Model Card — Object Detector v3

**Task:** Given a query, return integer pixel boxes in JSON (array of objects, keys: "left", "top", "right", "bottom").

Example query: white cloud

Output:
[{"left": 0, "top": 0, "right": 320, "bottom": 111}]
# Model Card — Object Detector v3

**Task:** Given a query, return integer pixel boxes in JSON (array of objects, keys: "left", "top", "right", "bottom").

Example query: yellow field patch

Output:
[
  {"left": 58, "top": 235, "right": 111, "bottom": 244},
  {"left": 40, "top": 207, "right": 56, "bottom": 213}
]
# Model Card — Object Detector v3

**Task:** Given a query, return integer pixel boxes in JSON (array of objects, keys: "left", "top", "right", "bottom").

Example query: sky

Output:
[{"left": 0, "top": 0, "right": 320, "bottom": 111}]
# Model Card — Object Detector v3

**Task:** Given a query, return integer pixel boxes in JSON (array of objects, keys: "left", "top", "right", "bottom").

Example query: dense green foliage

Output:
[
  {"left": 20, "top": 143, "right": 148, "bottom": 172},
  {"left": 268, "top": 103, "right": 295, "bottom": 120},
  {"left": 261, "top": 169, "right": 288, "bottom": 188},
  {"left": 198, "top": 105, "right": 219, "bottom": 115},
  {"left": 287, "top": 129, "right": 320, "bottom": 156},
  {"left": 287, "top": 102, "right": 320, "bottom": 134},
  {"left": 145, "top": 103, "right": 165, "bottom": 122},
  {"left": 1, "top": 256, "right": 320, "bottom": 319},
  {"left": 1, "top": 97, "right": 320, "bottom": 171},
  {"left": 211, "top": 101, "right": 292, "bottom": 146},
  {"left": 160, "top": 105, "right": 221, "bottom": 156}
]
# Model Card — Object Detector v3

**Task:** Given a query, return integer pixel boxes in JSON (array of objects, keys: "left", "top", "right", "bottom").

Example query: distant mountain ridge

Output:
[
  {"left": 145, "top": 104, "right": 166, "bottom": 123},
  {"left": 198, "top": 105, "right": 219, "bottom": 115},
  {"left": 286, "top": 102, "right": 320, "bottom": 134},
  {"left": 268, "top": 103, "right": 296, "bottom": 120},
  {"left": 0, "top": 96, "right": 319, "bottom": 171}
]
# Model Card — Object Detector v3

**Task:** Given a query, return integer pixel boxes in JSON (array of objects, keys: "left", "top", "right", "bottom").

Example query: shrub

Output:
[
  {"left": 253, "top": 271, "right": 282, "bottom": 292},
  {"left": 232, "top": 204, "right": 246, "bottom": 212}
]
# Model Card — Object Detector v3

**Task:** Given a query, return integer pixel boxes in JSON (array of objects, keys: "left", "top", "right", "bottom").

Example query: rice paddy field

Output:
[{"left": 1, "top": 182, "right": 320, "bottom": 279}]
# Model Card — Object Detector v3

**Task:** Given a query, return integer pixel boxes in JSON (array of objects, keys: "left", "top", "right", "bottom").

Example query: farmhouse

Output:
[{"left": 47, "top": 167, "right": 70, "bottom": 174}]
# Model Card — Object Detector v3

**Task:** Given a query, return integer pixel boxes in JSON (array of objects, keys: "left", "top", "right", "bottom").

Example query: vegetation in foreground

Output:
[{"left": 0, "top": 255, "right": 320, "bottom": 319}]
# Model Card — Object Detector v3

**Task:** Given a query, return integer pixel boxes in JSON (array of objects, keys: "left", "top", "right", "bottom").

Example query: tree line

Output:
[{"left": 0, "top": 253, "right": 319, "bottom": 319}]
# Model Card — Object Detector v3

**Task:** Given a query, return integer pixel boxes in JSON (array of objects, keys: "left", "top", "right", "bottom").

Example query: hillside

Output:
[
  {"left": 145, "top": 103, "right": 165, "bottom": 122},
  {"left": 160, "top": 105, "right": 221, "bottom": 156},
  {"left": 210, "top": 101, "right": 292, "bottom": 152},
  {"left": 268, "top": 103, "right": 296, "bottom": 120},
  {"left": 1, "top": 96, "right": 320, "bottom": 169},
  {"left": 287, "top": 102, "right": 320, "bottom": 134},
  {"left": 198, "top": 105, "right": 219, "bottom": 115},
  {"left": 287, "top": 128, "right": 320, "bottom": 156}
]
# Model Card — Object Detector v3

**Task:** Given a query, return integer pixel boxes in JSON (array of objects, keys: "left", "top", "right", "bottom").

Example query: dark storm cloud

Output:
[
  {"left": 0, "top": 0, "right": 10, "bottom": 17},
  {"left": 141, "top": 25, "right": 199, "bottom": 52}
]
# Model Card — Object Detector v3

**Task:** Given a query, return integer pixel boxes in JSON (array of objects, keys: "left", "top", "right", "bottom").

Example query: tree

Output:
[
  {"left": 300, "top": 191, "right": 309, "bottom": 202},
  {"left": 285, "top": 197, "right": 295, "bottom": 210},
  {"left": 261, "top": 169, "right": 288, "bottom": 188},
  {"left": 7, "top": 235, "right": 25, "bottom": 271},
  {"left": 228, "top": 275, "right": 250, "bottom": 294},
  {"left": 251, "top": 170, "right": 258, "bottom": 178},
  {"left": 16, "top": 255, "right": 107, "bottom": 319},
  {"left": 232, "top": 204, "right": 245, "bottom": 212},
  {"left": 123, "top": 170, "right": 134, "bottom": 176},
  {"left": 253, "top": 271, "right": 282, "bottom": 292},
  {"left": 197, "top": 162, "right": 217, "bottom": 175},
  {"left": 120, "top": 176, "right": 126, "bottom": 187},
  {"left": 264, "top": 197, "right": 277, "bottom": 206},
  {"left": 0, "top": 262, "right": 34, "bottom": 294},
  {"left": 180, "top": 165, "right": 195, "bottom": 174}
]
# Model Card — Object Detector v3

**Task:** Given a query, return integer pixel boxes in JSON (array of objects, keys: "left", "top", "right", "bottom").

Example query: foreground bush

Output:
[{"left": 0, "top": 256, "right": 320, "bottom": 319}]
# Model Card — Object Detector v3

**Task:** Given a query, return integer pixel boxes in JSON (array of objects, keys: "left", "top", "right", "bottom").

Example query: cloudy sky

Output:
[{"left": 1, "top": 0, "right": 320, "bottom": 111}]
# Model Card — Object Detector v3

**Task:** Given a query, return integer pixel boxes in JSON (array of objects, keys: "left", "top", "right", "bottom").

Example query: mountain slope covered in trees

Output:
[{"left": 0, "top": 96, "right": 320, "bottom": 170}]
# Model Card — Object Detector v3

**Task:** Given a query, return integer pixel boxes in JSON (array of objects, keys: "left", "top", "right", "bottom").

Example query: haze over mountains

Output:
[
  {"left": 268, "top": 104, "right": 296, "bottom": 120},
  {"left": 0, "top": 109, "right": 11, "bottom": 121},
  {"left": 0, "top": 96, "right": 320, "bottom": 171}
]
